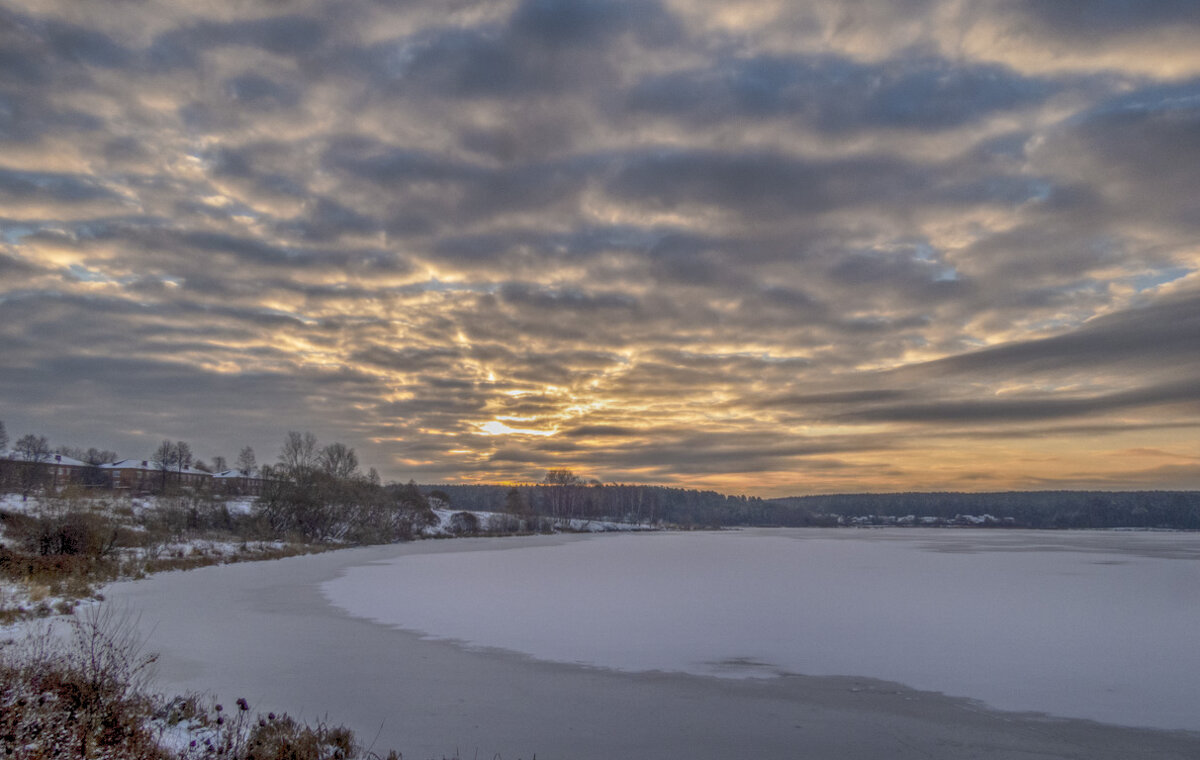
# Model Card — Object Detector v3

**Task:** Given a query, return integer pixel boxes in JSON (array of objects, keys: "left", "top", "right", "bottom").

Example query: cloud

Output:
[
  {"left": 2, "top": 0, "right": 1199, "bottom": 494},
  {"left": 147, "top": 14, "right": 329, "bottom": 69},
  {"left": 910, "top": 291, "right": 1200, "bottom": 378},
  {"left": 0, "top": 169, "right": 117, "bottom": 204},
  {"left": 1004, "top": 1, "right": 1200, "bottom": 38},
  {"left": 627, "top": 54, "right": 1053, "bottom": 132},
  {"left": 838, "top": 379, "right": 1200, "bottom": 425}
]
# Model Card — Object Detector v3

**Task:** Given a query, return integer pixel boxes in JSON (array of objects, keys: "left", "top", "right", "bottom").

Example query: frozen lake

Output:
[{"left": 322, "top": 528, "right": 1200, "bottom": 730}]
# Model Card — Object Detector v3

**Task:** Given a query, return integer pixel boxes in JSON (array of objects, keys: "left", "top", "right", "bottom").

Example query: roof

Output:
[
  {"left": 99, "top": 459, "right": 214, "bottom": 476},
  {"left": 99, "top": 459, "right": 156, "bottom": 471},
  {"left": 49, "top": 453, "right": 88, "bottom": 467},
  {"left": 0, "top": 450, "right": 87, "bottom": 466}
]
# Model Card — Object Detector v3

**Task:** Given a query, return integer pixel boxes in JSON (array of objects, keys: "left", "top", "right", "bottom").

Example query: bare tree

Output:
[
  {"left": 54, "top": 446, "right": 118, "bottom": 465},
  {"left": 76, "top": 447, "right": 119, "bottom": 487},
  {"left": 84, "top": 447, "right": 118, "bottom": 465},
  {"left": 15, "top": 433, "right": 52, "bottom": 499},
  {"left": 211, "top": 455, "right": 228, "bottom": 473},
  {"left": 236, "top": 446, "right": 257, "bottom": 476},
  {"left": 543, "top": 468, "right": 582, "bottom": 520},
  {"left": 543, "top": 469, "right": 580, "bottom": 486},
  {"left": 319, "top": 442, "right": 359, "bottom": 480},
  {"left": 152, "top": 439, "right": 177, "bottom": 491},
  {"left": 279, "top": 431, "right": 319, "bottom": 480},
  {"left": 0, "top": 419, "right": 8, "bottom": 453},
  {"left": 174, "top": 441, "right": 192, "bottom": 474}
]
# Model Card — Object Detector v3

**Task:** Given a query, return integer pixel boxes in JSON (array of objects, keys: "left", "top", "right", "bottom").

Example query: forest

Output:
[
  {"left": 422, "top": 481, "right": 1200, "bottom": 530},
  {"left": 766, "top": 491, "right": 1200, "bottom": 529}
]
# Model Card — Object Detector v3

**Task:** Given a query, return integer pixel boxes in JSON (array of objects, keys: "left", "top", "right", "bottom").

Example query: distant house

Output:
[
  {"left": 98, "top": 459, "right": 214, "bottom": 492},
  {"left": 0, "top": 450, "right": 88, "bottom": 492},
  {"left": 46, "top": 452, "right": 88, "bottom": 488},
  {"left": 2, "top": 452, "right": 262, "bottom": 497},
  {"left": 175, "top": 463, "right": 212, "bottom": 490},
  {"left": 212, "top": 469, "right": 265, "bottom": 497},
  {"left": 99, "top": 459, "right": 158, "bottom": 492}
]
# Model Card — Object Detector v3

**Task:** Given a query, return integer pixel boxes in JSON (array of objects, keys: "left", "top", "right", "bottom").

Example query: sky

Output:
[{"left": 1, "top": 0, "right": 1198, "bottom": 496}]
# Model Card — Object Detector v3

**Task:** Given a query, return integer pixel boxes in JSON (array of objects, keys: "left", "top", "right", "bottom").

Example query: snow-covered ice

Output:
[{"left": 322, "top": 528, "right": 1200, "bottom": 730}]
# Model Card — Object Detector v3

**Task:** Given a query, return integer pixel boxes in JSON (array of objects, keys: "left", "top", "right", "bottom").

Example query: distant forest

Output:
[
  {"left": 769, "top": 491, "right": 1200, "bottom": 529},
  {"left": 426, "top": 483, "right": 1200, "bottom": 530},
  {"left": 423, "top": 482, "right": 770, "bottom": 527}
]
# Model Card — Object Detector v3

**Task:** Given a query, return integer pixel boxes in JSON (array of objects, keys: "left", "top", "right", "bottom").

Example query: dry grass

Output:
[
  {"left": 1, "top": 604, "right": 397, "bottom": 760},
  {"left": 1, "top": 497, "right": 339, "bottom": 622},
  {"left": 0, "top": 605, "right": 168, "bottom": 759}
]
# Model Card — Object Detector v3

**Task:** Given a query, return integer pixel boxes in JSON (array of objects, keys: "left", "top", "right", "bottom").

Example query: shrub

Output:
[
  {"left": 448, "top": 511, "right": 479, "bottom": 535},
  {"left": 0, "top": 605, "right": 165, "bottom": 759},
  {"left": 1, "top": 605, "right": 381, "bottom": 760}
]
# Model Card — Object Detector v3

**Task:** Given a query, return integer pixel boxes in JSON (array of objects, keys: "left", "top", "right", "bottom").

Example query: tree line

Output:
[
  {"left": 6, "top": 419, "right": 1199, "bottom": 531},
  {"left": 767, "top": 491, "right": 1200, "bottom": 529},
  {"left": 424, "top": 471, "right": 770, "bottom": 527}
]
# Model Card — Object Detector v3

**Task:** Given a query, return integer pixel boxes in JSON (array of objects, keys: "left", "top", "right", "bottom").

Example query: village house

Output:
[
  {"left": 1, "top": 448, "right": 270, "bottom": 497},
  {"left": 212, "top": 469, "right": 266, "bottom": 497},
  {"left": 45, "top": 452, "right": 89, "bottom": 488},
  {"left": 0, "top": 449, "right": 88, "bottom": 491},
  {"left": 99, "top": 459, "right": 217, "bottom": 493}
]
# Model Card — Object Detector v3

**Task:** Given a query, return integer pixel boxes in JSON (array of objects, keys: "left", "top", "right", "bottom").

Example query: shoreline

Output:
[{"left": 82, "top": 533, "right": 1200, "bottom": 760}]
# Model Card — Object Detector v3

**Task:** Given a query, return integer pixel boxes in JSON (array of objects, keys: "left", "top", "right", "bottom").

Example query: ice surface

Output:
[{"left": 322, "top": 528, "right": 1200, "bottom": 729}]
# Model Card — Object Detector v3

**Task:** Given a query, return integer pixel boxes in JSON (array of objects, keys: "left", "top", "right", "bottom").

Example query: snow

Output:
[
  {"left": 322, "top": 528, "right": 1200, "bottom": 731},
  {"left": 1, "top": 490, "right": 652, "bottom": 621},
  {"left": 223, "top": 497, "right": 256, "bottom": 515},
  {"left": 420, "top": 508, "right": 653, "bottom": 537},
  {"left": 99, "top": 459, "right": 155, "bottom": 471}
]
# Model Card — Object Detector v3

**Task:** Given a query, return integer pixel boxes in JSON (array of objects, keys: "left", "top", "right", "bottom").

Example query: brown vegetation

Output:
[{"left": 1, "top": 605, "right": 399, "bottom": 760}]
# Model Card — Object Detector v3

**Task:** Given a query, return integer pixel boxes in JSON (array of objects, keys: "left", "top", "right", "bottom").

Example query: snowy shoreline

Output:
[{"left": 68, "top": 531, "right": 1200, "bottom": 760}]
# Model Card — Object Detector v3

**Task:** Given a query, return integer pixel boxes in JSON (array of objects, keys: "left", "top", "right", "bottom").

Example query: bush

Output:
[
  {"left": 1, "top": 604, "right": 385, "bottom": 760},
  {"left": 0, "top": 605, "right": 165, "bottom": 759},
  {"left": 448, "top": 511, "right": 479, "bottom": 535}
]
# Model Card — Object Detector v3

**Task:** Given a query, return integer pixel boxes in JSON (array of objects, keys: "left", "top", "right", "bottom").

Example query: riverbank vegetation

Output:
[{"left": 0, "top": 605, "right": 410, "bottom": 760}]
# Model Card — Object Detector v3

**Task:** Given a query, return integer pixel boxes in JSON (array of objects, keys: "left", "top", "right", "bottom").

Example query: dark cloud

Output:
[
  {"left": 1005, "top": 1, "right": 1200, "bottom": 37},
  {"left": 911, "top": 291, "right": 1200, "bottom": 378},
  {"left": 41, "top": 20, "right": 133, "bottom": 69},
  {"left": 0, "top": 169, "right": 116, "bottom": 203},
  {"left": 510, "top": 0, "right": 678, "bottom": 48},
  {"left": 756, "top": 390, "right": 911, "bottom": 408},
  {"left": 147, "top": 14, "right": 328, "bottom": 69},
  {"left": 562, "top": 425, "right": 641, "bottom": 438},
  {"left": 498, "top": 282, "right": 638, "bottom": 312},
  {"left": 838, "top": 379, "right": 1200, "bottom": 425},
  {"left": 827, "top": 250, "right": 972, "bottom": 303},
  {"left": 628, "top": 55, "right": 1051, "bottom": 131},
  {"left": 0, "top": 251, "right": 39, "bottom": 276},
  {"left": 223, "top": 74, "right": 302, "bottom": 109},
  {"left": 349, "top": 346, "right": 462, "bottom": 372},
  {"left": 1036, "top": 81, "right": 1200, "bottom": 229}
]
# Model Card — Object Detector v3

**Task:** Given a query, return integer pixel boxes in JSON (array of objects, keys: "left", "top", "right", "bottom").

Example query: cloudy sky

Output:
[{"left": 2, "top": 0, "right": 1199, "bottom": 495}]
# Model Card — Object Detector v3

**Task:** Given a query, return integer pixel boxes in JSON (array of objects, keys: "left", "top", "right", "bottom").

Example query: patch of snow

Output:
[
  {"left": 419, "top": 508, "right": 655, "bottom": 537},
  {"left": 0, "top": 493, "right": 42, "bottom": 514},
  {"left": 224, "top": 498, "right": 256, "bottom": 516}
]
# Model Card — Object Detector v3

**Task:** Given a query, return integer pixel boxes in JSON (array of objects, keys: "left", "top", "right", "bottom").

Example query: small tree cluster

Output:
[{"left": 254, "top": 432, "right": 426, "bottom": 543}]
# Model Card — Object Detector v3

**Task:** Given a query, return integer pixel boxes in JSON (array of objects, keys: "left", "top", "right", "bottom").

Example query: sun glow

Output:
[{"left": 477, "top": 420, "right": 557, "bottom": 437}]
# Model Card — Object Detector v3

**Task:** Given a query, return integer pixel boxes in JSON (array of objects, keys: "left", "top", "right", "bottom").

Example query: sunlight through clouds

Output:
[{"left": 0, "top": 0, "right": 1198, "bottom": 494}]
